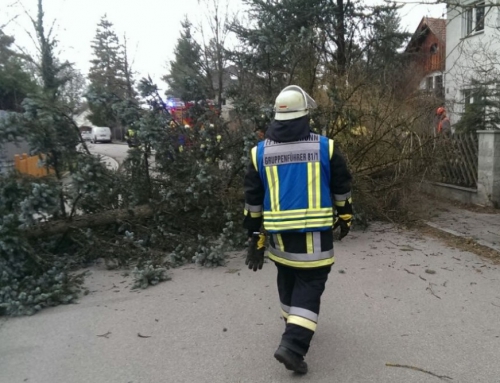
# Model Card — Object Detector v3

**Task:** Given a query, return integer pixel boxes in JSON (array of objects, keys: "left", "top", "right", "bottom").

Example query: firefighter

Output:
[
  {"left": 243, "top": 85, "right": 353, "bottom": 374},
  {"left": 436, "top": 107, "right": 451, "bottom": 136},
  {"left": 125, "top": 128, "right": 138, "bottom": 148}
]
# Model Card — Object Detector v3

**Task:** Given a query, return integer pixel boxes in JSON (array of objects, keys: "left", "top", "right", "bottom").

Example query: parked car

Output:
[
  {"left": 90, "top": 127, "right": 112, "bottom": 143},
  {"left": 81, "top": 130, "right": 92, "bottom": 141}
]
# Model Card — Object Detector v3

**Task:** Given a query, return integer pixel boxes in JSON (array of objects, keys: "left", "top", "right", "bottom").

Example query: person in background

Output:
[{"left": 436, "top": 107, "right": 451, "bottom": 136}]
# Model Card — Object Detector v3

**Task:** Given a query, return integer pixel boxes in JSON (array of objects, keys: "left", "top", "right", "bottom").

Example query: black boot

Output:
[{"left": 274, "top": 346, "right": 308, "bottom": 374}]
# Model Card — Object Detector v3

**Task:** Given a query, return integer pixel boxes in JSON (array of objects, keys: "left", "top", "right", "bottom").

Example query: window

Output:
[
  {"left": 435, "top": 75, "right": 444, "bottom": 97},
  {"left": 435, "top": 76, "right": 443, "bottom": 89},
  {"left": 462, "top": 88, "right": 484, "bottom": 105},
  {"left": 463, "top": 89, "right": 473, "bottom": 106},
  {"left": 464, "top": 8, "right": 473, "bottom": 34},
  {"left": 476, "top": 2, "right": 485, "bottom": 31},
  {"left": 463, "top": 2, "right": 486, "bottom": 36},
  {"left": 430, "top": 43, "right": 438, "bottom": 55},
  {"left": 426, "top": 77, "right": 434, "bottom": 90}
]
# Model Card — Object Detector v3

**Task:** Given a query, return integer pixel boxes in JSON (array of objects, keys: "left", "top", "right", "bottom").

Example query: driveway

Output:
[{"left": 85, "top": 141, "right": 130, "bottom": 165}]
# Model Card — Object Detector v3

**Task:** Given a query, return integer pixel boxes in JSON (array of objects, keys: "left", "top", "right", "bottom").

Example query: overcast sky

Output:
[{"left": 1, "top": 0, "right": 446, "bottom": 87}]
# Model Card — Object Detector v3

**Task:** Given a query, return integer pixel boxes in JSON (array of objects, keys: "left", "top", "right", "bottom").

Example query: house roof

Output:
[
  {"left": 425, "top": 18, "right": 446, "bottom": 43},
  {"left": 73, "top": 109, "right": 93, "bottom": 127},
  {"left": 405, "top": 17, "right": 446, "bottom": 52}
]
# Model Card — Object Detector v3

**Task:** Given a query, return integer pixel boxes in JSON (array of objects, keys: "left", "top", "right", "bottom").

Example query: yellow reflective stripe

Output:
[
  {"left": 268, "top": 252, "right": 334, "bottom": 268},
  {"left": 335, "top": 197, "right": 352, "bottom": 207},
  {"left": 265, "top": 166, "right": 280, "bottom": 212},
  {"left": 314, "top": 162, "right": 320, "bottom": 208},
  {"left": 264, "top": 218, "right": 333, "bottom": 230},
  {"left": 281, "top": 309, "right": 289, "bottom": 319},
  {"left": 251, "top": 147, "right": 258, "bottom": 171},
  {"left": 308, "top": 162, "right": 320, "bottom": 209},
  {"left": 306, "top": 233, "right": 313, "bottom": 253},
  {"left": 244, "top": 209, "right": 263, "bottom": 218},
  {"left": 276, "top": 234, "right": 284, "bottom": 251},
  {"left": 329, "top": 139, "right": 334, "bottom": 159},
  {"left": 339, "top": 214, "right": 352, "bottom": 220},
  {"left": 287, "top": 315, "right": 317, "bottom": 332},
  {"left": 265, "top": 166, "right": 274, "bottom": 209},
  {"left": 265, "top": 215, "right": 332, "bottom": 222},
  {"left": 272, "top": 167, "right": 280, "bottom": 210},
  {"left": 265, "top": 208, "right": 333, "bottom": 219},
  {"left": 307, "top": 162, "right": 314, "bottom": 208}
]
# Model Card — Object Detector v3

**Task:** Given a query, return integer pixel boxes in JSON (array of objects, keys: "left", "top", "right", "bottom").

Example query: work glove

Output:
[
  {"left": 333, "top": 216, "right": 352, "bottom": 240},
  {"left": 245, "top": 232, "right": 266, "bottom": 271}
]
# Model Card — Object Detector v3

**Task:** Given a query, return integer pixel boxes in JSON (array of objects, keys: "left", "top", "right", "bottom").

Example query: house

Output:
[
  {"left": 405, "top": 17, "right": 446, "bottom": 98},
  {"left": 445, "top": 0, "right": 500, "bottom": 125},
  {"left": 73, "top": 109, "right": 93, "bottom": 127}
]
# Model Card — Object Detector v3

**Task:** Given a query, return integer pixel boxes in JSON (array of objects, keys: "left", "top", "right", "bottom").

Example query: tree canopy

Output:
[
  {"left": 0, "top": 29, "right": 38, "bottom": 111},
  {"left": 163, "top": 18, "right": 212, "bottom": 101},
  {"left": 87, "top": 15, "right": 131, "bottom": 127}
]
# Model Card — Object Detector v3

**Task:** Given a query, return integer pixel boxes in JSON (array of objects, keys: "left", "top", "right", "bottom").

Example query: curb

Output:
[
  {"left": 425, "top": 221, "right": 500, "bottom": 253},
  {"left": 98, "top": 154, "right": 119, "bottom": 171}
]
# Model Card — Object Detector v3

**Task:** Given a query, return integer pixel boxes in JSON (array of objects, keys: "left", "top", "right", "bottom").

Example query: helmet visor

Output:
[{"left": 278, "top": 85, "right": 317, "bottom": 111}]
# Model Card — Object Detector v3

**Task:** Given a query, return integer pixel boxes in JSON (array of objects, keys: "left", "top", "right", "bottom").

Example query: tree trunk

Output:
[
  {"left": 25, "top": 205, "right": 155, "bottom": 238},
  {"left": 336, "top": 0, "right": 346, "bottom": 75}
]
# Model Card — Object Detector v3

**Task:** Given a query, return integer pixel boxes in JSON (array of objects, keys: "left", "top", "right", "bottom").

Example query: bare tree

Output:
[{"left": 197, "top": 0, "right": 233, "bottom": 109}]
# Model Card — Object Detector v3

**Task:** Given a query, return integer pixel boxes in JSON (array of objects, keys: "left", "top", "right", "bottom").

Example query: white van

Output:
[{"left": 90, "top": 127, "right": 112, "bottom": 143}]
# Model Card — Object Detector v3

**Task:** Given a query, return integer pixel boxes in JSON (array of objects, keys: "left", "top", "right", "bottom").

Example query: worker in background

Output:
[
  {"left": 243, "top": 85, "right": 353, "bottom": 374},
  {"left": 125, "top": 128, "right": 139, "bottom": 148},
  {"left": 436, "top": 107, "right": 451, "bottom": 136},
  {"left": 255, "top": 126, "right": 266, "bottom": 141}
]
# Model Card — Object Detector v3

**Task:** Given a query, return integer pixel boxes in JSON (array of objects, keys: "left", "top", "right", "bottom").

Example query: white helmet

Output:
[{"left": 274, "top": 85, "right": 317, "bottom": 121}]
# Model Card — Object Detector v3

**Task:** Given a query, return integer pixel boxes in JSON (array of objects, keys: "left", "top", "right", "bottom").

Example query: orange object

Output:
[{"left": 14, "top": 153, "right": 53, "bottom": 177}]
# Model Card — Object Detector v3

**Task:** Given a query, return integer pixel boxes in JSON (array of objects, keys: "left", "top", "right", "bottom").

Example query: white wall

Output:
[{"left": 445, "top": 1, "right": 500, "bottom": 125}]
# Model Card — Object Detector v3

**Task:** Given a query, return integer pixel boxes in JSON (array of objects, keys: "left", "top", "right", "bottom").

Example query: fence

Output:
[
  {"left": 426, "top": 133, "right": 479, "bottom": 188},
  {"left": 14, "top": 153, "right": 53, "bottom": 177},
  {"left": 421, "top": 130, "right": 500, "bottom": 206}
]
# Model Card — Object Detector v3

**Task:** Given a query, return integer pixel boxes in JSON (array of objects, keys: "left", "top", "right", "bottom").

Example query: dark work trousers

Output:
[{"left": 275, "top": 263, "right": 331, "bottom": 356}]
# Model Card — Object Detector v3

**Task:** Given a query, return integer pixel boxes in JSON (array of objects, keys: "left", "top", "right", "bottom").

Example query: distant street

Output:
[{"left": 85, "top": 141, "right": 129, "bottom": 165}]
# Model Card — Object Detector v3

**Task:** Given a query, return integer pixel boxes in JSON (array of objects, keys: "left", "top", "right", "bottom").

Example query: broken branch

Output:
[{"left": 385, "top": 363, "right": 452, "bottom": 380}]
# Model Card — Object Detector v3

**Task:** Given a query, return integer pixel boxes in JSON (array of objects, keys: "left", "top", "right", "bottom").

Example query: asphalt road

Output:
[
  {"left": 85, "top": 141, "right": 130, "bottom": 165},
  {"left": 1, "top": 225, "right": 499, "bottom": 383}
]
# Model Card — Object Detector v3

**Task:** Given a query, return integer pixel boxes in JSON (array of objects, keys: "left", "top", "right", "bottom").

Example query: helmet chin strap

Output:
[{"left": 277, "top": 108, "right": 309, "bottom": 113}]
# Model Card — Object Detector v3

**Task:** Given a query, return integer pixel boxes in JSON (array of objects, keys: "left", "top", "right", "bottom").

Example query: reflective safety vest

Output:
[{"left": 251, "top": 133, "right": 334, "bottom": 233}]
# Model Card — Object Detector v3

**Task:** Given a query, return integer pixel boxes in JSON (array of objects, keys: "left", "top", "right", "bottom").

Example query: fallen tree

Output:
[
  {"left": 1, "top": 1, "right": 443, "bottom": 317},
  {"left": 24, "top": 205, "right": 155, "bottom": 238}
]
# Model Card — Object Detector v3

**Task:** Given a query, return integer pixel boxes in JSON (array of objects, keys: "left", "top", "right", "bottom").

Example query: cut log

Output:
[{"left": 25, "top": 205, "right": 155, "bottom": 238}]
